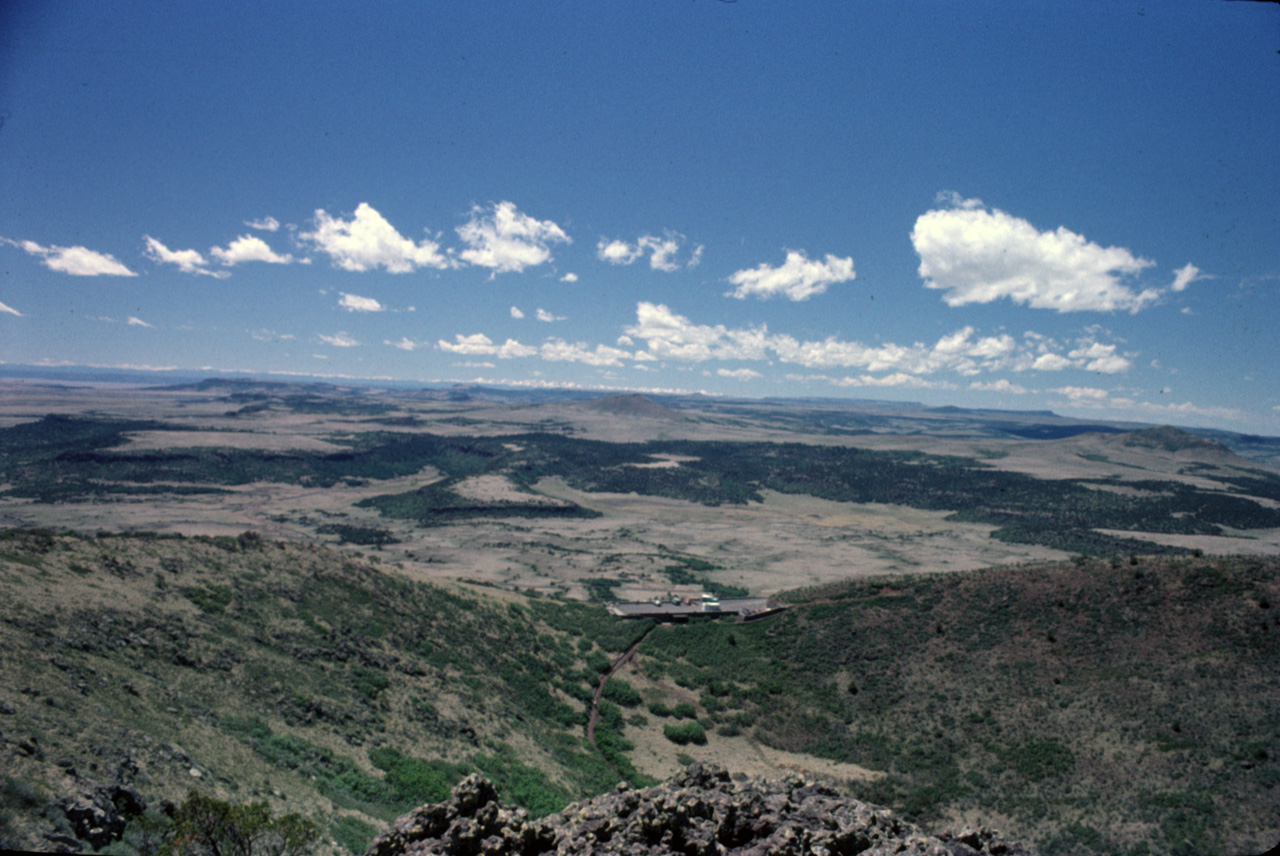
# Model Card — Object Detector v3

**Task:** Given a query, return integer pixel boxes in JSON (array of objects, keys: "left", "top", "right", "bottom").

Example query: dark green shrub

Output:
[
  {"left": 586, "top": 650, "right": 612, "bottom": 674},
  {"left": 168, "top": 790, "right": 318, "bottom": 856},
  {"left": 331, "top": 816, "right": 378, "bottom": 856},
  {"left": 601, "top": 678, "right": 642, "bottom": 707},
  {"left": 368, "top": 747, "right": 470, "bottom": 805},
  {"left": 663, "top": 721, "right": 707, "bottom": 745},
  {"left": 350, "top": 666, "right": 390, "bottom": 700}
]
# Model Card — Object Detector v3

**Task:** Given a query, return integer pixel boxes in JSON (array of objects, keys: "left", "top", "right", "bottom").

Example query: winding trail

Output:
[{"left": 586, "top": 622, "right": 657, "bottom": 750}]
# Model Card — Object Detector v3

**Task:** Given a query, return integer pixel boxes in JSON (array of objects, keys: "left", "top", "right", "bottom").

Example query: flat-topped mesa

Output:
[{"left": 366, "top": 763, "right": 1033, "bottom": 856}]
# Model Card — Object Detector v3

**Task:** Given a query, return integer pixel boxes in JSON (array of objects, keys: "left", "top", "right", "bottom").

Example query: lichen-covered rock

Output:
[{"left": 364, "top": 763, "right": 1034, "bottom": 856}]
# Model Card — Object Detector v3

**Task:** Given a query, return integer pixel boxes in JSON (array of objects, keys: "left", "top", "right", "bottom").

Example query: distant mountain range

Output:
[{"left": 3, "top": 363, "right": 1279, "bottom": 467}]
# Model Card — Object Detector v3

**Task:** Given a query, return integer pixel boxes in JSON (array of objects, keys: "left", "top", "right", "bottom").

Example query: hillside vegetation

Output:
[
  {"left": 634, "top": 555, "right": 1280, "bottom": 855},
  {"left": 1, "top": 530, "right": 1277, "bottom": 855},
  {"left": 0, "top": 529, "right": 652, "bottom": 854}
]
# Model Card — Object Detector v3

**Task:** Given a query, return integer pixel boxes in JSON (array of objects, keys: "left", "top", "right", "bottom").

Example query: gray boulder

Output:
[{"left": 365, "top": 763, "right": 1033, "bottom": 856}]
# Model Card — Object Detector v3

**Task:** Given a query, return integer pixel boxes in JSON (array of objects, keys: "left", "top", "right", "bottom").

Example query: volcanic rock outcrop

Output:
[{"left": 366, "top": 763, "right": 1032, "bottom": 856}]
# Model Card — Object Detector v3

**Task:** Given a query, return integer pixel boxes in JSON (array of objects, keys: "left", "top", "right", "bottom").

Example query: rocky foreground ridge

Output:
[{"left": 366, "top": 764, "right": 1032, "bottom": 856}]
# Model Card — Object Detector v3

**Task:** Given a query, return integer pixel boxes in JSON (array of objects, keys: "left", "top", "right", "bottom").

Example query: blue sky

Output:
[{"left": 2, "top": 2, "right": 1278, "bottom": 434}]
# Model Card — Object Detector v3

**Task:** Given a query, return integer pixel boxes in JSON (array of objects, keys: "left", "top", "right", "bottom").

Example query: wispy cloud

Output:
[
  {"left": 4, "top": 236, "right": 136, "bottom": 277},
  {"left": 539, "top": 340, "right": 632, "bottom": 367},
  {"left": 301, "top": 203, "right": 452, "bottom": 273},
  {"left": 249, "top": 328, "right": 295, "bottom": 343},
  {"left": 318, "top": 332, "right": 359, "bottom": 347},
  {"left": 535, "top": 308, "right": 565, "bottom": 322},
  {"left": 338, "top": 292, "right": 385, "bottom": 313},
  {"left": 244, "top": 216, "right": 280, "bottom": 232},
  {"left": 385, "top": 337, "right": 420, "bottom": 351},
  {"left": 1049, "top": 385, "right": 1247, "bottom": 424},
  {"left": 456, "top": 201, "right": 569, "bottom": 275},
  {"left": 934, "top": 190, "right": 984, "bottom": 210},
  {"left": 835, "top": 373, "right": 955, "bottom": 390},
  {"left": 717, "top": 367, "right": 762, "bottom": 381},
  {"left": 144, "top": 236, "right": 228, "bottom": 278},
  {"left": 970, "top": 379, "right": 1029, "bottom": 394},
  {"left": 0, "top": 300, "right": 23, "bottom": 317},
  {"left": 1169, "top": 262, "right": 1209, "bottom": 293},
  {"left": 912, "top": 199, "right": 1159, "bottom": 312},
  {"left": 725, "top": 249, "right": 856, "bottom": 301},
  {"left": 127, "top": 316, "right": 153, "bottom": 328}
]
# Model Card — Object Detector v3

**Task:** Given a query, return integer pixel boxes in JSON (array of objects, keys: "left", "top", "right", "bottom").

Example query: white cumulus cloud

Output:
[
  {"left": 498, "top": 340, "right": 539, "bottom": 359},
  {"left": 1067, "top": 341, "right": 1130, "bottom": 374},
  {"left": 386, "top": 337, "right": 419, "bottom": 351},
  {"left": 437, "top": 333, "right": 538, "bottom": 359},
  {"left": 339, "top": 292, "right": 385, "bottom": 313},
  {"left": 596, "top": 232, "right": 696, "bottom": 272},
  {"left": 510, "top": 306, "right": 525, "bottom": 319},
  {"left": 560, "top": 272, "right": 579, "bottom": 283},
  {"left": 244, "top": 216, "right": 281, "bottom": 232},
  {"left": 1031, "top": 353, "right": 1073, "bottom": 371},
  {"left": 642, "top": 235, "right": 682, "bottom": 272},
  {"left": 210, "top": 235, "right": 295, "bottom": 266},
  {"left": 1051, "top": 385, "right": 1110, "bottom": 402},
  {"left": 912, "top": 202, "right": 1158, "bottom": 312},
  {"left": 624, "top": 302, "right": 770, "bottom": 362},
  {"left": 535, "top": 308, "right": 565, "bottom": 322},
  {"left": 725, "top": 249, "right": 856, "bottom": 301},
  {"left": 301, "top": 203, "right": 452, "bottom": 273},
  {"left": 5, "top": 237, "right": 137, "bottom": 277},
  {"left": 438, "top": 333, "right": 497, "bottom": 355},
  {"left": 456, "top": 201, "right": 569, "bottom": 274},
  {"left": 597, "top": 239, "right": 643, "bottom": 265}
]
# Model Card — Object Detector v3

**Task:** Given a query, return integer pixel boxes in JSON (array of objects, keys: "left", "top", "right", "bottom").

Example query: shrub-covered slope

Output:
[
  {"left": 1, "top": 530, "right": 1276, "bottom": 855},
  {"left": 0, "top": 530, "right": 650, "bottom": 854},
  {"left": 631, "top": 555, "right": 1280, "bottom": 855}
]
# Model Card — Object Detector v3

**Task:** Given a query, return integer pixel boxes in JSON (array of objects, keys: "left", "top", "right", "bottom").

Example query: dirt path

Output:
[{"left": 586, "top": 623, "right": 656, "bottom": 750}]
